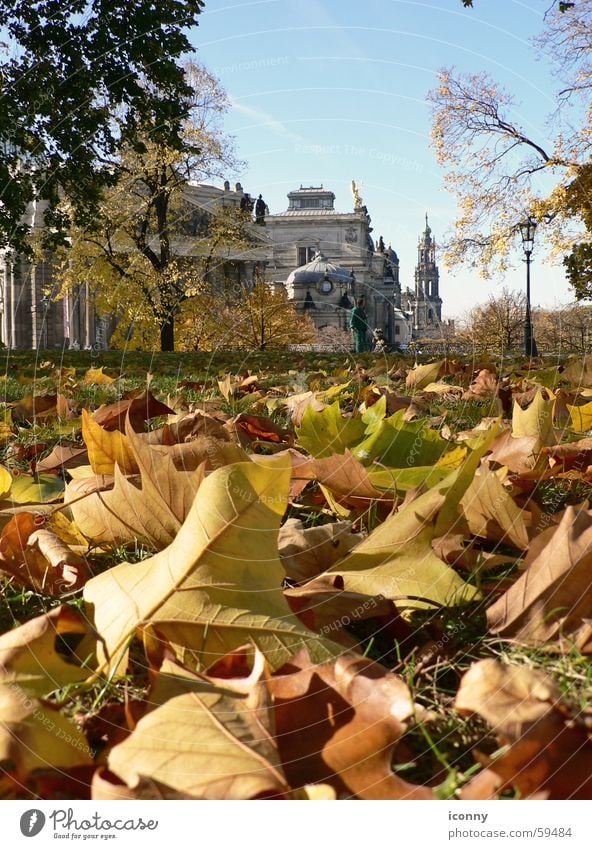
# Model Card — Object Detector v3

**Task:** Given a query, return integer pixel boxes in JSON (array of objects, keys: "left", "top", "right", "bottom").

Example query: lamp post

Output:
[
  {"left": 519, "top": 216, "right": 539, "bottom": 358},
  {"left": 40, "top": 293, "right": 50, "bottom": 350}
]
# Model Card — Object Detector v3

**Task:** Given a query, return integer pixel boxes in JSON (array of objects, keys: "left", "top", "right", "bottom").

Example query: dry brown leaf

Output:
[
  {"left": 68, "top": 426, "right": 248, "bottom": 549},
  {"left": 10, "top": 394, "right": 58, "bottom": 424},
  {"left": 278, "top": 517, "right": 362, "bottom": 583},
  {"left": 0, "top": 606, "right": 90, "bottom": 696},
  {"left": 405, "top": 361, "right": 443, "bottom": 391},
  {"left": 456, "top": 659, "right": 592, "bottom": 799},
  {"left": 460, "top": 468, "right": 529, "bottom": 550},
  {"left": 149, "top": 410, "right": 231, "bottom": 445},
  {"left": 283, "top": 391, "right": 327, "bottom": 426},
  {"left": 83, "top": 455, "right": 341, "bottom": 675},
  {"left": 384, "top": 393, "right": 415, "bottom": 415},
  {"left": 108, "top": 653, "right": 290, "bottom": 800},
  {"left": 225, "top": 412, "right": 294, "bottom": 446},
  {"left": 268, "top": 650, "right": 434, "bottom": 799},
  {"left": 0, "top": 683, "right": 92, "bottom": 790},
  {"left": 0, "top": 512, "right": 90, "bottom": 595},
  {"left": 92, "top": 390, "right": 174, "bottom": 433},
  {"left": 22, "top": 529, "right": 90, "bottom": 595},
  {"left": 91, "top": 767, "right": 193, "bottom": 800},
  {"left": 36, "top": 445, "right": 89, "bottom": 475},
  {"left": 284, "top": 575, "right": 393, "bottom": 639},
  {"left": 487, "top": 505, "right": 592, "bottom": 645},
  {"left": 461, "top": 369, "right": 503, "bottom": 407},
  {"left": 487, "top": 428, "right": 541, "bottom": 474},
  {"left": 431, "top": 533, "right": 515, "bottom": 572},
  {"left": 542, "top": 437, "right": 592, "bottom": 464},
  {"left": 289, "top": 449, "right": 388, "bottom": 502},
  {"left": 562, "top": 355, "right": 592, "bottom": 388}
]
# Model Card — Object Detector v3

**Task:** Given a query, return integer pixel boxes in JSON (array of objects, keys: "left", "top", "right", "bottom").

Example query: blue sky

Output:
[{"left": 193, "top": 0, "right": 568, "bottom": 320}]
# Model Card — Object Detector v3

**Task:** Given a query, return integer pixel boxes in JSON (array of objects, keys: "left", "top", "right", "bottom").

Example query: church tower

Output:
[{"left": 410, "top": 214, "right": 442, "bottom": 337}]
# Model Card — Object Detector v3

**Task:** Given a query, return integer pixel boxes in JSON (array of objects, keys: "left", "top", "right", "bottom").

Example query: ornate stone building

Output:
[
  {"left": 0, "top": 181, "right": 450, "bottom": 351},
  {"left": 264, "top": 185, "right": 454, "bottom": 349},
  {"left": 0, "top": 200, "right": 110, "bottom": 350},
  {"left": 263, "top": 185, "right": 413, "bottom": 347},
  {"left": 0, "top": 183, "right": 268, "bottom": 350},
  {"left": 400, "top": 214, "right": 453, "bottom": 340}
]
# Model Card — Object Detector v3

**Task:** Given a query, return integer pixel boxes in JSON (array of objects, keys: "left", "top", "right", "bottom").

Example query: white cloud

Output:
[{"left": 229, "top": 98, "right": 302, "bottom": 142}]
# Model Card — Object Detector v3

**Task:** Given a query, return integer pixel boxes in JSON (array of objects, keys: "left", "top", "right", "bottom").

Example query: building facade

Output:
[
  {"left": 264, "top": 185, "right": 453, "bottom": 349},
  {"left": 0, "top": 181, "right": 450, "bottom": 351},
  {"left": 400, "top": 214, "right": 453, "bottom": 341}
]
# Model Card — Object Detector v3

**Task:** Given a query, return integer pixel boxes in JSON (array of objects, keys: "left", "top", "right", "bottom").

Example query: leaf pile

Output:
[{"left": 1, "top": 352, "right": 592, "bottom": 800}]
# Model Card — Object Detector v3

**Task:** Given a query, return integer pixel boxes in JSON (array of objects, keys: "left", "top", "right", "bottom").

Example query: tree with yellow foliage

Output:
[
  {"left": 459, "top": 288, "right": 526, "bottom": 355},
  {"left": 429, "top": 2, "right": 592, "bottom": 295},
  {"left": 56, "top": 63, "right": 250, "bottom": 351},
  {"left": 183, "top": 281, "right": 316, "bottom": 352}
]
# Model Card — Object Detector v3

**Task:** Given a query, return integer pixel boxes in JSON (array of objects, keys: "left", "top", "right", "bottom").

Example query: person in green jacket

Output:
[{"left": 350, "top": 297, "right": 369, "bottom": 353}]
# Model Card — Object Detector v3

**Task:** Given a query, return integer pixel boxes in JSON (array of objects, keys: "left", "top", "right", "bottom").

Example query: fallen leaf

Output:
[
  {"left": 82, "top": 408, "right": 139, "bottom": 475},
  {"left": 93, "top": 391, "right": 174, "bottom": 433},
  {"left": 0, "top": 512, "right": 45, "bottom": 562},
  {"left": 278, "top": 518, "right": 362, "bottom": 583},
  {"left": 83, "top": 455, "right": 341, "bottom": 675},
  {"left": 10, "top": 394, "right": 58, "bottom": 424},
  {"left": 456, "top": 659, "right": 592, "bottom": 799},
  {"left": 0, "top": 512, "right": 90, "bottom": 595},
  {"left": 152, "top": 410, "right": 231, "bottom": 445},
  {"left": 0, "top": 607, "right": 91, "bottom": 696},
  {"left": 68, "top": 424, "right": 248, "bottom": 548},
  {"left": 284, "top": 576, "right": 393, "bottom": 637},
  {"left": 566, "top": 401, "right": 592, "bottom": 434},
  {"left": 487, "top": 505, "right": 592, "bottom": 645},
  {"left": 405, "top": 361, "right": 443, "bottom": 391},
  {"left": 268, "top": 650, "right": 434, "bottom": 799},
  {"left": 8, "top": 473, "right": 65, "bottom": 505},
  {"left": 543, "top": 436, "right": 592, "bottom": 462},
  {"left": 0, "top": 465, "right": 11, "bottom": 499},
  {"left": 318, "top": 427, "right": 498, "bottom": 608},
  {"left": 0, "top": 683, "right": 92, "bottom": 788},
  {"left": 422, "top": 381, "right": 463, "bottom": 395},
  {"left": 462, "top": 369, "right": 499, "bottom": 399},
  {"left": 108, "top": 653, "right": 289, "bottom": 799},
  {"left": 487, "top": 428, "right": 541, "bottom": 474},
  {"left": 289, "top": 449, "right": 387, "bottom": 501},
  {"left": 217, "top": 373, "right": 234, "bottom": 402},
  {"left": 226, "top": 412, "right": 293, "bottom": 446},
  {"left": 35, "top": 445, "right": 89, "bottom": 475},
  {"left": 512, "top": 390, "right": 555, "bottom": 445},
  {"left": 460, "top": 468, "right": 529, "bottom": 550},
  {"left": 562, "top": 355, "right": 592, "bottom": 389},
  {"left": 83, "top": 366, "right": 116, "bottom": 385},
  {"left": 296, "top": 402, "right": 366, "bottom": 459},
  {"left": 91, "top": 767, "right": 192, "bottom": 800},
  {"left": 282, "top": 391, "right": 327, "bottom": 426}
]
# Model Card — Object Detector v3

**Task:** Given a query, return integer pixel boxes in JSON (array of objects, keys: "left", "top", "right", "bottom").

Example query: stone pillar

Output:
[
  {"left": 9, "top": 264, "right": 16, "bottom": 349},
  {"left": 84, "top": 281, "right": 92, "bottom": 348}
]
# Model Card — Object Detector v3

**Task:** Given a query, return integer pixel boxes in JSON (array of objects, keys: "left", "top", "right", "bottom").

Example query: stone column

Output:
[{"left": 84, "top": 281, "right": 92, "bottom": 348}]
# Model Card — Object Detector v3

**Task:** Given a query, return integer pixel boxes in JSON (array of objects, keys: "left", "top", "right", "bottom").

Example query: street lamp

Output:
[{"left": 519, "top": 216, "right": 539, "bottom": 358}]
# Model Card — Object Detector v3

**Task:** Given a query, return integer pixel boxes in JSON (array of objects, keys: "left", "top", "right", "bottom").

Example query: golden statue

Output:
[{"left": 351, "top": 179, "right": 363, "bottom": 211}]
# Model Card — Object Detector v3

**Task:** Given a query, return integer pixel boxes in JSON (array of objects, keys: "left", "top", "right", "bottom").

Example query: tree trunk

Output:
[{"left": 160, "top": 317, "right": 175, "bottom": 352}]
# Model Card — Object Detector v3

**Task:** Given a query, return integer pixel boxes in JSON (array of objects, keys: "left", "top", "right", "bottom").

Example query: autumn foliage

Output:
[{"left": 1, "top": 350, "right": 592, "bottom": 799}]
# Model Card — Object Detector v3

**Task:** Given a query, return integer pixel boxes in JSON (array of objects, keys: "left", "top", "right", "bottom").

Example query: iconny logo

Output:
[{"left": 20, "top": 810, "right": 46, "bottom": 837}]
